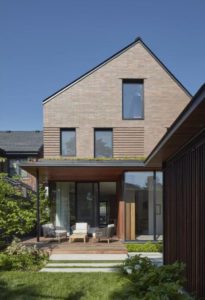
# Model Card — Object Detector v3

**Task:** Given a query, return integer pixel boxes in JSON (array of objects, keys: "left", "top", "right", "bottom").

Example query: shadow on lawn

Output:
[{"left": 0, "top": 277, "right": 85, "bottom": 300}]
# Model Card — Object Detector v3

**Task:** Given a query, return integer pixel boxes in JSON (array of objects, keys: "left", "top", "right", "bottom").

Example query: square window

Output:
[
  {"left": 123, "top": 80, "right": 144, "bottom": 119},
  {"left": 94, "top": 129, "right": 112, "bottom": 158},
  {"left": 61, "top": 129, "right": 76, "bottom": 156}
]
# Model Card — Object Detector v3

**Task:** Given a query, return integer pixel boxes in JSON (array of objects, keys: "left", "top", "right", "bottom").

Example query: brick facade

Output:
[{"left": 43, "top": 41, "right": 191, "bottom": 158}]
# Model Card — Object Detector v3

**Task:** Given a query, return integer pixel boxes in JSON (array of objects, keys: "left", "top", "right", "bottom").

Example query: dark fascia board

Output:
[
  {"left": 145, "top": 83, "right": 205, "bottom": 166},
  {"left": 20, "top": 159, "right": 145, "bottom": 168},
  {"left": 5, "top": 151, "right": 41, "bottom": 156},
  {"left": 43, "top": 37, "right": 192, "bottom": 104}
]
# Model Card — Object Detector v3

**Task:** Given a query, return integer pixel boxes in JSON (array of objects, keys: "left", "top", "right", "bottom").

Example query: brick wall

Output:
[{"left": 43, "top": 41, "right": 191, "bottom": 158}]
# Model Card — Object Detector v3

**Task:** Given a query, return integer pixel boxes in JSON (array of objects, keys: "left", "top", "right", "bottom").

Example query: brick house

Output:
[{"left": 21, "top": 38, "right": 191, "bottom": 241}]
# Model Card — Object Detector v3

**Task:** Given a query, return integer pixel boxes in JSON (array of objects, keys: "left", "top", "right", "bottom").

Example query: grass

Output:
[
  {"left": 125, "top": 241, "right": 163, "bottom": 252},
  {"left": 0, "top": 272, "right": 128, "bottom": 300}
]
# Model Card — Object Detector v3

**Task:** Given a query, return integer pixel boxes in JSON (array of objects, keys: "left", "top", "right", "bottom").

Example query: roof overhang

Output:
[
  {"left": 20, "top": 159, "right": 158, "bottom": 182},
  {"left": 145, "top": 84, "right": 205, "bottom": 168}
]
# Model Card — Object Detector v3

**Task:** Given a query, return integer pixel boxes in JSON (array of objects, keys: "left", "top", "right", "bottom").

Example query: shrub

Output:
[
  {"left": 126, "top": 241, "right": 163, "bottom": 252},
  {"left": 0, "top": 238, "right": 48, "bottom": 271},
  {"left": 120, "top": 255, "right": 192, "bottom": 299},
  {"left": 0, "top": 173, "right": 49, "bottom": 245}
]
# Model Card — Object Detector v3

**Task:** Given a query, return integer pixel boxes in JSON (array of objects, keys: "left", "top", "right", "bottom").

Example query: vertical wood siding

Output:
[{"left": 163, "top": 130, "right": 205, "bottom": 298}]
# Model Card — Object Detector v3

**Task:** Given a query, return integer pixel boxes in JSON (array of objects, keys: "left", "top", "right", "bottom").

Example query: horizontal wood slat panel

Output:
[
  {"left": 113, "top": 127, "right": 144, "bottom": 158},
  {"left": 44, "top": 127, "right": 60, "bottom": 157}
]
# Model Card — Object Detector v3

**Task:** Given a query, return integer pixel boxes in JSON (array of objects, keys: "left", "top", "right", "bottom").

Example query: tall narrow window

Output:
[
  {"left": 123, "top": 80, "right": 144, "bottom": 119},
  {"left": 61, "top": 129, "right": 76, "bottom": 156},
  {"left": 94, "top": 129, "right": 112, "bottom": 158}
]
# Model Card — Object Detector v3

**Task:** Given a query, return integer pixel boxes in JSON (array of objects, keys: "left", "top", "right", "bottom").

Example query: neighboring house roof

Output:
[
  {"left": 145, "top": 83, "right": 205, "bottom": 168},
  {"left": 43, "top": 37, "right": 192, "bottom": 104},
  {"left": 0, "top": 131, "right": 43, "bottom": 155}
]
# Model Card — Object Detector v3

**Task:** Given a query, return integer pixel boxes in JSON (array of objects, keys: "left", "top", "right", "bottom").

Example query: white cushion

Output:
[
  {"left": 76, "top": 223, "right": 88, "bottom": 231},
  {"left": 108, "top": 224, "right": 115, "bottom": 228}
]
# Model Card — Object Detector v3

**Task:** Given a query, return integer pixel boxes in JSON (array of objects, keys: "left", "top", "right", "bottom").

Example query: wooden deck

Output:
[{"left": 22, "top": 236, "right": 127, "bottom": 255}]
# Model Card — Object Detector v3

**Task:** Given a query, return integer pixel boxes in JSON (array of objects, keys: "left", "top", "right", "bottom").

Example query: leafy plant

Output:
[
  {"left": 126, "top": 241, "right": 163, "bottom": 253},
  {"left": 0, "top": 173, "right": 49, "bottom": 246},
  {"left": 0, "top": 238, "right": 48, "bottom": 271},
  {"left": 120, "top": 255, "right": 192, "bottom": 299}
]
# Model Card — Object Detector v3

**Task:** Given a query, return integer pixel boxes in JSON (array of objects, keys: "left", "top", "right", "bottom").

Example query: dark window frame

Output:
[
  {"left": 60, "top": 128, "right": 76, "bottom": 157},
  {"left": 94, "top": 128, "right": 113, "bottom": 158},
  {"left": 122, "top": 79, "right": 144, "bottom": 120}
]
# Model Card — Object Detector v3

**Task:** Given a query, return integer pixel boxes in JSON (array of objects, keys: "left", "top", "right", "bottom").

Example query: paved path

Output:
[{"left": 40, "top": 252, "right": 163, "bottom": 272}]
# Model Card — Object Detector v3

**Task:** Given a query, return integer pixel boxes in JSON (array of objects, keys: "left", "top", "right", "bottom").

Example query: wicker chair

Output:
[
  {"left": 42, "top": 223, "right": 67, "bottom": 243},
  {"left": 94, "top": 224, "right": 115, "bottom": 244}
]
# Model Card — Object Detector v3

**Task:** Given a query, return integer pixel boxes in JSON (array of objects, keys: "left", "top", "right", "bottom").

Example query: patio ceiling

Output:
[{"left": 20, "top": 159, "right": 157, "bottom": 182}]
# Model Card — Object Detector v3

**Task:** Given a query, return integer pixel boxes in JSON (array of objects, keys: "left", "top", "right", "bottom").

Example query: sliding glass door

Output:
[
  {"left": 54, "top": 181, "right": 117, "bottom": 232},
  {"left": 76, "top": 183, "right": 98, "bottom": 227}
]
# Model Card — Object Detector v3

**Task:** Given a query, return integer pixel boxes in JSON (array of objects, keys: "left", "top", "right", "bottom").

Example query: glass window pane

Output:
[
  {"left": 99, "top": 182, "right": 116, "bottom": 226},
  {"left": 61, "top": 129, "right": 76, "bottom": 156},
  {"left": 95, "top": 130, "right": 112, "bottom": 157},
  {"left": 77, "top": 183, "right": 98, "bottom": 227},
  {"left": 123, "top": 81, "right": 143, "bottom": 119},
  {"left": 56, "top": 182, "right": 75, "bottom": 233},
  {"left": 124, "top": 172, "right": 154, "bottom": 241}
]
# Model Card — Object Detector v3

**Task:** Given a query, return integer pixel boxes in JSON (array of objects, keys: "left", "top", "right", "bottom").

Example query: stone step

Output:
[
  {"left": 40, "top": 267, "right": 118, "bottom": 273},
  {"left": 46, "top": 262, "right": 122, "bottom": 267},
  {"left": 49, "top": 253, "right": 128, "bottom": 261}
]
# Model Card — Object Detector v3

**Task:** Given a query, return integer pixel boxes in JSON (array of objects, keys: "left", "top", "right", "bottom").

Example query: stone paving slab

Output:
[
  {"left": 49, "top": 253, "right": 128, "bottom": 261},
  {"left": 47, "top": 262, "right": 122, "bottom": 267},
  {"left": 40, "top": 267, "right": 118, "bottom": 273}
]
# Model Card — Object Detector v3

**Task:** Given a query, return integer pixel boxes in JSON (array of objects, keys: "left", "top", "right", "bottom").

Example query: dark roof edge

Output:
[
  {"left": 5, "top": 152, "right": 41, "bottom": 156},
  {"left": 20, "top": 159, "right": 145, "bottom": 168},
  {"left": 145, "top": 83, "right": 205, "bottom": 166},
  {"left": 139, "top": 40, "right": 192, "bottom": 98},
  {"left": 43, "top": 37, "right": 191, "bottom": 104}
]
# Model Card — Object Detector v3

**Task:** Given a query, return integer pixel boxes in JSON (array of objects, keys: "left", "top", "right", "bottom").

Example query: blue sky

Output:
[{"left": 0, "top": 0, "right": 205, "bottom": 130}]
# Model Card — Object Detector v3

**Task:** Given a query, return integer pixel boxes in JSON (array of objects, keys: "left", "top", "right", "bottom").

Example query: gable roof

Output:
[
  {"left": 145, "top": 83, "right": 205, "bottom": 168},
  {"left": 0, "top": 131, "right": 43, "bottom": 155},
  {"left": 43, "top": 37, "right": 192, "bottom": 104}
]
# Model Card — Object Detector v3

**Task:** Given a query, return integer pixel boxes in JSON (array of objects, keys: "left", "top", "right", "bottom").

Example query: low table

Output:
[{"left": 69, "top": 233, "right": 87, "bottom": 243}]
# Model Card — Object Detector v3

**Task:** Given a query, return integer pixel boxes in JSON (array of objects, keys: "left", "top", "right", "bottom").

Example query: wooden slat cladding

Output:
[
  {"left": 163, "top": 129, "right": 205, "bottom": 298},
  {"left": 113, "top": 127, "right": 144, "bottom": 158},
  {"left": 44, "top": 127, "right": 60, "bottom": 157}
]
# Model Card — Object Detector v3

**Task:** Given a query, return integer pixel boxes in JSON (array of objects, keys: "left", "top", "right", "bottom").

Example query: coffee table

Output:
[{"left": 69, "top": 233, "right": 87, "bottom": 243}]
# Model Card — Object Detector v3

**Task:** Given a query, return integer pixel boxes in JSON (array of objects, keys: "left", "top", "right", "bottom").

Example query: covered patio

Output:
[{"left": 20, "top": 159, "right": 161, "bottom": 243}]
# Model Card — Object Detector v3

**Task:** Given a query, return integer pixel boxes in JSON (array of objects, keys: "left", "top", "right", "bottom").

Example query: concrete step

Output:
[
  {"left": 40, "top": 267, "right": 118, "bottom": 273},
  {"left": 47, "top": 262, "right": 122, "bottom": 267},
  {"left": 49, "top": 253, "right": 128, "bottom": 261}
]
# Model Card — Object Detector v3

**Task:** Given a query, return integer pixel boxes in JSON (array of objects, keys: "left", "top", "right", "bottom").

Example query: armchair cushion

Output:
[{"left": 73, "top": 222, "right": 89, "bottom": 234}]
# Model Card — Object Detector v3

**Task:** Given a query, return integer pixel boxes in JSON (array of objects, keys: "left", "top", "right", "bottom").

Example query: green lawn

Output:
[{"left": 0, "top": 272, "right": 129, "bottom": 300}]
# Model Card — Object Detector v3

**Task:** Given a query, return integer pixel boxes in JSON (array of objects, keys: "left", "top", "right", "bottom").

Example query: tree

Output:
[{"left": 0, "top": 173, "right": 49, "bottom": 245}]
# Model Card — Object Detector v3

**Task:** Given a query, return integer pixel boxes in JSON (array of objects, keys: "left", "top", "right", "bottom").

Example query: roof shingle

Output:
[{"left": 0, "top": 131, "right": 43, "bottom": 153}]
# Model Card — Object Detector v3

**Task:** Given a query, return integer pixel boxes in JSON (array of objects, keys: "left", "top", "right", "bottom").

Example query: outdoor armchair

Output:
[
  {"left": 72, "top": 222, "right": 89, "bottom": 234},
  {"left": 42, "top": 223, "right": 68, "bottom": 243},
  {"left": 94, "top": 224, "right": 115, "bottom": 244}
]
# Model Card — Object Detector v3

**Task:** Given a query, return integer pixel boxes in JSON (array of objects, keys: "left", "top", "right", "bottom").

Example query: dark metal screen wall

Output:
[{"left": 163, "top": 130, "right": 205, "bottom": 298}]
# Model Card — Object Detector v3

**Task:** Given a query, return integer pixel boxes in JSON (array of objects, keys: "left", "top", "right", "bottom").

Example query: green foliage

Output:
[
  {"left": 126, "top": 241, "right": 163, "bottom": 253},
  {"left": 0, "top": 174, "right": 36, "bottom": 240},
  {"left": 0, "top": 173, "right": 49, "bottom": 245},
  {"left": 0, "top": 238, "right": 48, "bottom": 271},
  {"left": 119, "top": 255, "right": 192, "bottom": 299}
]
